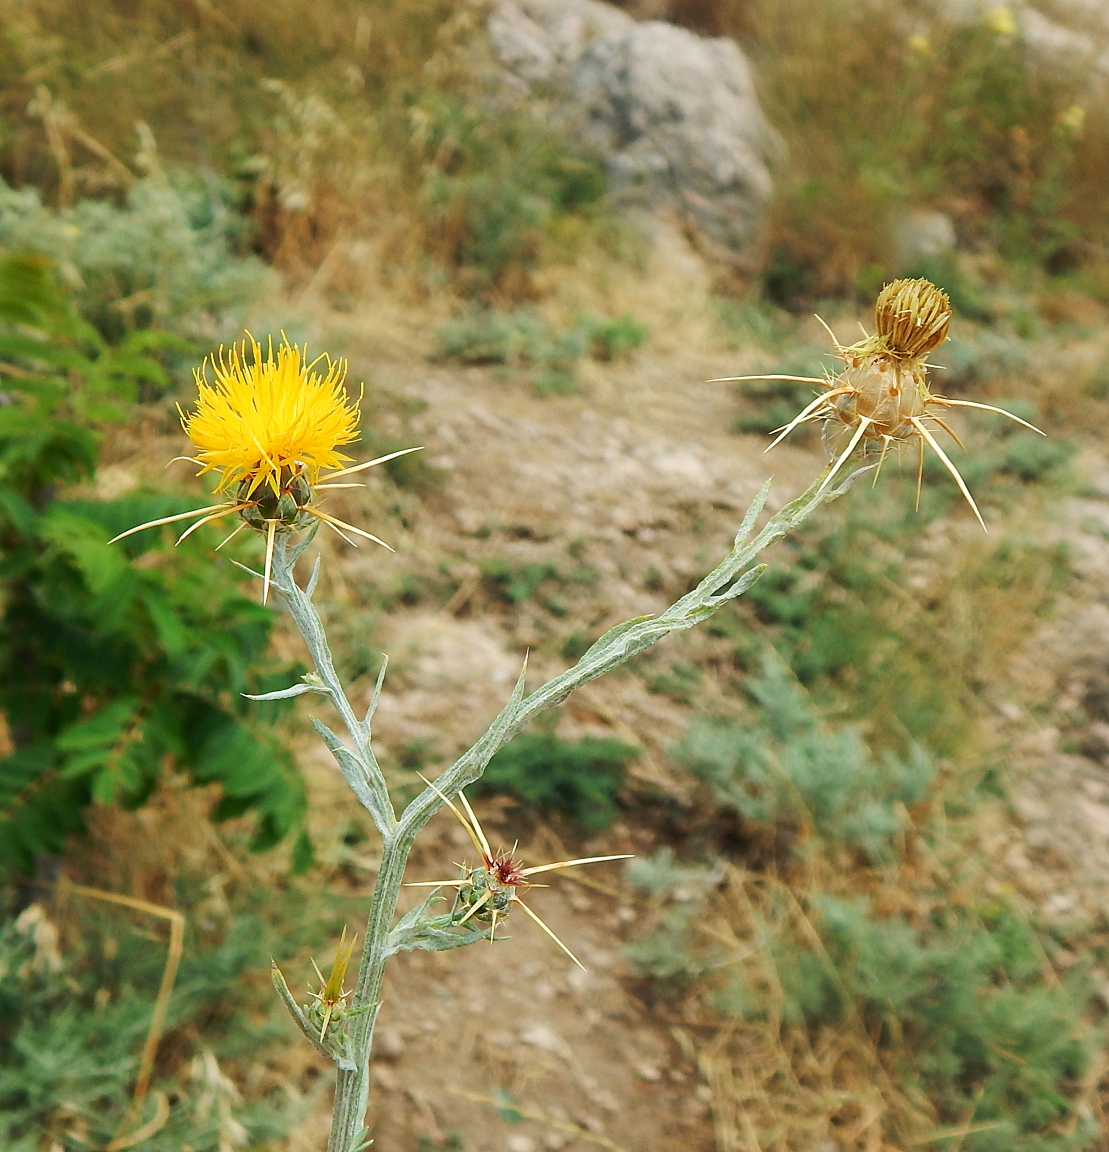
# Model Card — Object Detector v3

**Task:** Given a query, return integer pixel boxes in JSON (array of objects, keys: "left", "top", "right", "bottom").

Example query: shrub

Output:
[
  {"left": 581, "top": 313, "right": 649, "bottom": 361},
  {"left": 412, "top": 92, "right": 608, "bottom": 298},
  {"left": 0, "top": 253, "right": 308, "bottom": 878},
  {"left": 0, "top": 177, "right": 270, "bottom": 340},
  {"left": 677, "top": 657, "right": 933, "bottom": 860},
  {"left": 472, "top": 733, "right": 638, "bottom": 832},
  {"left": 479, "top": 558, "right": 560, "bottom": 605},
  {"left": 759, "top": 895, "right": 1095, "bottom": 1151},
  {"left": 434, "top": 307, "right": 647, "bottom": 394}
]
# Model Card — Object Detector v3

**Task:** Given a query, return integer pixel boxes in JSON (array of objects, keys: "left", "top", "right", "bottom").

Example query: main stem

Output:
[{"left": 270, "top": 469, "right": 861, "bottom": 1152}]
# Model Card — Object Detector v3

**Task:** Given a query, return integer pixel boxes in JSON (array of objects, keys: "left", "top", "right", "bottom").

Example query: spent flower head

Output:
[
  {"left": 873, "top": 277, "right": 951, "bottom": 359},
  {"left": 109, "top": 333, "right": 421, "bottom": 601},
  {"left": 714, "top": 277, "right": 1044, "bottom": 531}
]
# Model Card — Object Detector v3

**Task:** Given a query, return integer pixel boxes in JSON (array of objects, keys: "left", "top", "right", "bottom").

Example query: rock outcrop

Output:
[{"left": 488, "top": 0, "right": 773, "bottom": 276}]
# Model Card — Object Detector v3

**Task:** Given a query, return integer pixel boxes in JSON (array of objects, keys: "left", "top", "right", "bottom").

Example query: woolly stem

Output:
[{"left": 269, "top": 468, "right": 864, "bottom": 1152}]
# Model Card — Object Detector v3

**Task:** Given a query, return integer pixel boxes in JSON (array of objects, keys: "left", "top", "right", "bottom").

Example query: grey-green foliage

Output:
[
  {"left": 677, "top": 656, "right": 933, "bottom": 860},
  {"left": 0, "top": 907, "right": 292, "bottom": 1152},
  {"left": 748, "top": 895, "right": 1095, "bottom": 1152},
  {"left": 624, "top": 849, "right": 721, "bottom": 980},
  {"left": 434, "top": 308, "right": 647, "bottom": 395},
  {"left": 0, "top": 177, "right": 271, "bottom": 338},
  {"left": 626, "top": 847, "right": 720, "bottom": 900}
]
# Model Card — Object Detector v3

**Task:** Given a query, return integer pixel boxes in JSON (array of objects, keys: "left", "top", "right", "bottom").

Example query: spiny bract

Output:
[{"left": 409, "top": 775, "right": 632, "bottom": 971}]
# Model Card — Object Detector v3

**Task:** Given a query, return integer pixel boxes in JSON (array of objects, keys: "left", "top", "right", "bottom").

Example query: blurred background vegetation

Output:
[{"left": 1, "top": 0, "right": 1109, "bottom": 1149}]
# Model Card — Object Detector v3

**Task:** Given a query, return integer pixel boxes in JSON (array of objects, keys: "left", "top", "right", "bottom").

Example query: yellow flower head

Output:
[
  {"left": 110, "top": 333, "right": 423, "bottom": 605},
  {"left": 184, "top": 334, "right": 361, "bottom": 496}
]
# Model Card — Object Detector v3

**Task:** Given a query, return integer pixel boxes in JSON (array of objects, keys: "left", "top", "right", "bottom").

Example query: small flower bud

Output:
[{"left": 874, "top": 278, "right": 951, "bottom": 358}]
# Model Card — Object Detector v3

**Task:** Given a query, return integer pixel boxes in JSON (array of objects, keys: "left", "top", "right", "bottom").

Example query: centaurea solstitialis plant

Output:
[{"left": 110, "top": 288, "right": 988, "bottom": 1151}]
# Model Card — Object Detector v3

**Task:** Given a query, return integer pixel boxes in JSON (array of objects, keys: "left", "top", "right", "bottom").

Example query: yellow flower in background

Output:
[
  {"left": 1057, "top": 104, "right": 1086, "bottom": 138},
  {"left": 986, "top": 6, "right": 1016, "bottom": 38},
  {"left": 110, "top": 334, "right": 422, "bottom": 602},
  {"left": 185, "top": 334, "right": 360, "bottom": 497}
]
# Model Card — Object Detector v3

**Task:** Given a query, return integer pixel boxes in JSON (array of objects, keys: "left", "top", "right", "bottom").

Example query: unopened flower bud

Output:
[{"left": 874, "top": 278, "right": 951, "bottom": 358}]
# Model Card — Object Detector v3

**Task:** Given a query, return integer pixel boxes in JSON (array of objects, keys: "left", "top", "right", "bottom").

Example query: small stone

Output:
[
  {"left": 506, "top": 1137, "right": 536, "bottom": 1152},
  {"left": 520, "top": 1023, "right": 563, "bottom": 1053},
  {"left": 636, "top": 1064, "right": 662, "bottom": 1082},
  {"left": 376, "top": 1029, "right": 404, "bottom": 1060},
  {"left": 565, "top": 966, "right": 592, "bottom": 995},
  {"left": 371, "top": 1065, "right": 396, "bottom": 1089}
]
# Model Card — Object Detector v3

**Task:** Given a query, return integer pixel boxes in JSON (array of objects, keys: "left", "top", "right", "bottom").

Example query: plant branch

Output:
[{"left": 269, "top": 467, "right": 867, "bottom": 1152}]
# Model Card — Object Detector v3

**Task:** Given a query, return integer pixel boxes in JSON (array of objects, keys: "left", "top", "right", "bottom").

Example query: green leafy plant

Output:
[
  {"left": 0, "top": 253, "right": 307, "bottom": 878},
  {"left": 0, "top": 178, "right": 270, "bottom": 340},
  {"left": 434, "top": 307, "right": 647, "bottom": 395},
  {"left": 472, "top": 732, "right": 639, "bottom": 832},
  {"left": 677, "top": 657, "right": 933, "bottom": 860}
]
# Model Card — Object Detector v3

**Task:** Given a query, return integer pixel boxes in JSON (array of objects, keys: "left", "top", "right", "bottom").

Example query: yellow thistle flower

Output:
[
  {"left": 185, "top": 334, "right": 360, "bottom": 497},
  {"left": 110, "top": 334, "right": 422, "bottom": 602}
]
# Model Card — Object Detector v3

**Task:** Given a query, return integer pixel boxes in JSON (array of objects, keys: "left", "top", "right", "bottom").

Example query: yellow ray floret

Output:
[{"left": 184, "top": 334, "right": 361, "bottom": 496}]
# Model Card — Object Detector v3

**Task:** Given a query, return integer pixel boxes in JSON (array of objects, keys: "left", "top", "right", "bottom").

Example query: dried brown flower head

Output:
[
  {"left": 874, "top": 277, "right": 951, "bottom": 358},
  {"left": 715, "top": 278, "right": 1043, "bottom": 531}
]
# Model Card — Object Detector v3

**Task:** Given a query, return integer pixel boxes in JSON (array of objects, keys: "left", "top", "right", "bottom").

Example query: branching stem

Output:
[{"left": 267, "top": 468, "right": 863, "bottom": 1152}]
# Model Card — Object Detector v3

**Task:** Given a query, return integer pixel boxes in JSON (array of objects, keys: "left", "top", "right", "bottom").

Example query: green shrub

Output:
[
  {"left": 472, "top": 733, "right": 638, "bottom": 832},
  {"left": 581, "top": 313, "right": 648, "bottom": 361},
  {"left": 0, "top": 253, "right": 308, "bottom": 878},
  {"left": 434, "top": 308, "right": 646, "bottom": 394},
  {"left": 0, "top": 903, "right": 293, "bottom": 1151},
  {"left": 0, "top": 178, "right": 270, "bottom": 340},
  {"left": 757, "top": 895, "right": 1095, "bottom": 1151},
  {"left": 479, "top": 558, "right": 559, "bottom": 605},
  {"left": 995, "top": 433, "right": 1074, "bottom": 483},
  {"left": 677, "top": 657, "right": 932, "bottom": 860},
  {"left": 413, "top": 93, "right": 608, "bottom": 298}
]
